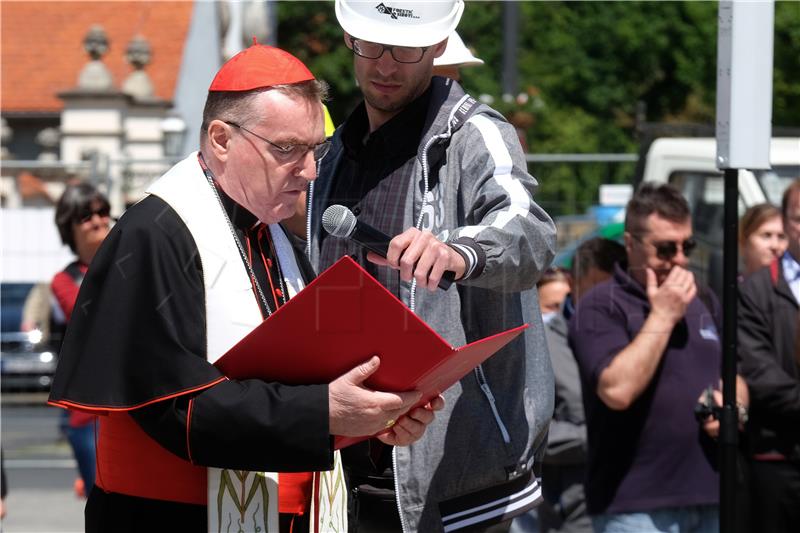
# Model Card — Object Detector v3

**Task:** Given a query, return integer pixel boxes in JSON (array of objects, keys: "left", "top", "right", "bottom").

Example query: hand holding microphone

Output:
[{"left": 322, "top": 205, "right": 463, "bottom": 291}]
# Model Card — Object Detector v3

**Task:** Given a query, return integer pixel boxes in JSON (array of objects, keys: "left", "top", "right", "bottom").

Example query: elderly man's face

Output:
[
  {"left": 226, "top": 90, "right": 325, "bottom": 224},
  {"left": 625, "top": 213, "right": 694, "bottom": 286}
]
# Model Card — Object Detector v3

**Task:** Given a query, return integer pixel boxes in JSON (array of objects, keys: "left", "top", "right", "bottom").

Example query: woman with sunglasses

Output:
[{"left": 51, "top": 182, "right": 111, "bottom": 498}]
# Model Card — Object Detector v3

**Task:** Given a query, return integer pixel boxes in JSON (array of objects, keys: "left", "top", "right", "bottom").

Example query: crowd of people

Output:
[
  {"left": 523, "top": 184, "right": 799, "bottom": 533},
  {"left": 3, "top": 1, "right": 794, "bottom": 533}
]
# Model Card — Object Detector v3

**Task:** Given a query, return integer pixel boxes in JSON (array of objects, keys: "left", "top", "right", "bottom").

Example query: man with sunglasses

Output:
[
  {"left": 569, "top": 183, "right": 748, "bottom": 533},
  {"left": 49, "top": 44, "right": 441, "bottom": 533},
  {"left": 306, "top": 1, "right": 557, "bottom": 532}
]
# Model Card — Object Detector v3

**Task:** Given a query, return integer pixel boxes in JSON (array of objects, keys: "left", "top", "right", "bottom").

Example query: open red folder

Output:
[{"left": 215, "top": 256, "right": 527, "bottom": 449}]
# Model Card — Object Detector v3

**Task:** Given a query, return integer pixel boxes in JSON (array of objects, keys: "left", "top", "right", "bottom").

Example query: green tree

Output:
[
  {"left": 275, "top": 1, "right": 799, "bottom": 216},
  {"left": 774, "top": 1, "right": 800, "bottom": 127}
]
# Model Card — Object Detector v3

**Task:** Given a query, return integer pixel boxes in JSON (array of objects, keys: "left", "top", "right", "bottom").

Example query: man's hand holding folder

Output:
[
  {"left": 329, "top": 355, "right": 445, "bottom": 446},
  {"left": 328, "top": 356, "right": 444, "bottom": 446}
]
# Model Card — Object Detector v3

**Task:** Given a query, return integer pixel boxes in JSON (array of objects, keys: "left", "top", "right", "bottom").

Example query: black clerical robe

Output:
[{"left": 49, "top": 160, "right": 333, "bottom": 531}]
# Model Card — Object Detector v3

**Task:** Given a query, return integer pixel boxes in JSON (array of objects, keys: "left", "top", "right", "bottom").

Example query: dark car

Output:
[{"left": 1, "top": 283, "right": 62, "bottom": 391}]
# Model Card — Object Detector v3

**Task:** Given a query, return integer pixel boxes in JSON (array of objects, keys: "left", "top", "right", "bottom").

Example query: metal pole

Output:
[
  {"left": 720, "top": 167, "right": 739, "bottom": 533},
  {"left": 501, "top": 1, "right": 519, "bottom": 97}
]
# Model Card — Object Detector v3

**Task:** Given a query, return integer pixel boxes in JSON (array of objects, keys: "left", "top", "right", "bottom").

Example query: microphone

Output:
[{"left": 321, "top": 204, "right": 454, "bottom": 290}]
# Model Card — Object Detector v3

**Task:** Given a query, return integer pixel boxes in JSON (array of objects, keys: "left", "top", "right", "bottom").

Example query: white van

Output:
[{"left": 640, "top": 137, "right": 799, "bottom": 294}]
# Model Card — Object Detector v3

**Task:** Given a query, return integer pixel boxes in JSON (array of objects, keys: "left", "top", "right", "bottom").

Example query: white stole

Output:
[{"left": 147, "top": 153, "right": 346, "bottom": 532}]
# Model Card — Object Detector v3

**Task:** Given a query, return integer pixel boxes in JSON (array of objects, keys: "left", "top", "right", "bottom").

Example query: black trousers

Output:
[
  {"left": 749, "top": 460, "right": 800, "bottom": 533},
  {"left": 85, "top": 486, "right": 206, "bottom": 532},
  {"left": 86, "top": 486, "right": 309, "bottom": 533}
]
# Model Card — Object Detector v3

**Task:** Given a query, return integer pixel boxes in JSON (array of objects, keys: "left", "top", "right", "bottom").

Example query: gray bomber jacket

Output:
[{"left": 307, "top": 77, "right": 556, "bottom": 532}]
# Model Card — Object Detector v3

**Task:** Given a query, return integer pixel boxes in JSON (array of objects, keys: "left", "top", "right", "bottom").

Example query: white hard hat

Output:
[
  {"left": 335, "top": 0, "right": 464, "bottom": 48},
  {"left": 433, "top": 31, "right": 483, "bottom": 68}
]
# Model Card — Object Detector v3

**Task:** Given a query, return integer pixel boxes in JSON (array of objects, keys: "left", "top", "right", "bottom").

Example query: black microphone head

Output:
[{"left": 322, "top": 204, "right": 357, "bottom": 238}]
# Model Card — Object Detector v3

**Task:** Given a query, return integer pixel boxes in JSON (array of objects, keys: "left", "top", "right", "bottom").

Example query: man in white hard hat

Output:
[
  {"left": 432, "top": 31, "right": 484, "bottom": 81},
  {"left": 305, "top": 1, "right": 557, "bottom": 532}
]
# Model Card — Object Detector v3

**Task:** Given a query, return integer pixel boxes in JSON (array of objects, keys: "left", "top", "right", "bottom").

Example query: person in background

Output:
[
  {"left": 537, "top": 268, "right": 570, "bottom": 324},
  {"left": 308, "top": 1, "right": 557, "bottom": 531},
  {"left": 569, "top": 183, "right": 748, "bottom": 533},
  {"left": 432, "top": 31, "right": 484, "bottom": 81},
  {"left": 738, "top": 179, "right": 800, "bottom": 533},
  {"left": 739, "top": 203, "right": 787, "bottom": 276},
  {"left": 51, "top": 182, "right": 112, "bottom": 498},
  {"left": 731, "top": 202, "right": 786, "bottom": 532},
  {"left": 514, "top": 238, "right": 626, "bottom": 533}
]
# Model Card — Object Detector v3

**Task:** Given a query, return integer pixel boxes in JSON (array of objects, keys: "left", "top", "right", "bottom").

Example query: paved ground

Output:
[
  {"left": 2, "top": 467, "right": 85, "bottom": 533},
  {"left": 2, "top": 396, "right": 85, "bottom": 532}
]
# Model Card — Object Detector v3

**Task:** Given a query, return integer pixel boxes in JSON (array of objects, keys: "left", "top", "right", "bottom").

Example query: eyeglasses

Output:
[
  {"left": 633, "top": 234, "right": 697, "bottom": 261},
  {"left": 349, "top": 37, "right": 429, "bottom": 64},
  {"left": 77, "top": 205, "right": 110, "bottom": 224},
  {"left": 225, "top": 121, "right": 331, "bottom": 163}
]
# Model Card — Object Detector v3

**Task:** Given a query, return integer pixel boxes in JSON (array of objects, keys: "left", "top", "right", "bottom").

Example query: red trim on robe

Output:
[
  {"left": 47, "top": 376, "right": 228, "bottom": 413},
  {"left": 187, "top": 397, "right": 196, "bottom": 463}
]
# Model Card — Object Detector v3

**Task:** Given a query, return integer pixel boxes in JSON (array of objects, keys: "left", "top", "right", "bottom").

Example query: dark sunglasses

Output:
[
  {"left": 634, "top": 234, "right": 697, "bottom": 261},
  {"left": 77, "top": 205, "right": 110, "bottom": 224}
]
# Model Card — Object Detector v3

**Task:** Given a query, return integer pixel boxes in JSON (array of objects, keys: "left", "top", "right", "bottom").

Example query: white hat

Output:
[
  {"left": 433, "top": 31, "right": 484, "bottom": 68},
  {"left": 335, "top": 0, "right": 464, "bottom": 48}
]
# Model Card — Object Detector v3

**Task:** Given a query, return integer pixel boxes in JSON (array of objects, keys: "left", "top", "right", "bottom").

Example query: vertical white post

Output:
[{"left": 716, "top": 0, "right": 774, "bottom": 170}]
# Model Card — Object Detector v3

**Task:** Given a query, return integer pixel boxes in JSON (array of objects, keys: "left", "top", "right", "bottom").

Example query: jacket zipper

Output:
[
  {"left": 392, "top": 447, "right": 409, "bottom": 533},
  {"left": 474, "top": 365, "right": 511, "bottom": 444},
  {"left": 305, "top": 180, "right": 314, "bottom": 258}
]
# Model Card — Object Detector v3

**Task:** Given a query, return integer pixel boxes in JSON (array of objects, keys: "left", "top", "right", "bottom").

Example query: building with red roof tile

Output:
[{"left": 1, "top": 1, "right": 194, "bottom": 159}]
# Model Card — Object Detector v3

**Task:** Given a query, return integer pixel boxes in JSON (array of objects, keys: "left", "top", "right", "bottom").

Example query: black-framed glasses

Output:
[
  {"left": 77, "top": 205, "right": 110, "bottom": 224},
  {"left": 349, "top": 37, "right": 429, "bottom": 64},
  {"left": 633, "top": 234, "right": 697, "bottom": 261},
  {"left": 225, "top": 121, "right": 330, "bottom": 163}
]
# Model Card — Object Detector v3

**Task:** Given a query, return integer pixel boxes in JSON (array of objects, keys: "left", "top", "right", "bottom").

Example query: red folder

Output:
[{"left": 215, "top": 256, "right": 527, "bottom": 448}]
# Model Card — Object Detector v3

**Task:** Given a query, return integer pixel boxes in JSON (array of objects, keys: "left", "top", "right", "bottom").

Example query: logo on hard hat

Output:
[{"left": 375, "top": 3, "right": 418, "bottom": 20}]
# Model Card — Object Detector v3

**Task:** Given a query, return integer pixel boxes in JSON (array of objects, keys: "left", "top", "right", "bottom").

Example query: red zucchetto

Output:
[{"left": 209, "top": 43, "right": 314, "bottom": 92}]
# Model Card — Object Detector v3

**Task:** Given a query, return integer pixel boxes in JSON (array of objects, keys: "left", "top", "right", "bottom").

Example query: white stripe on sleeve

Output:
[{"left": 457, "top": 114, "right": 532, "bottom": 240}]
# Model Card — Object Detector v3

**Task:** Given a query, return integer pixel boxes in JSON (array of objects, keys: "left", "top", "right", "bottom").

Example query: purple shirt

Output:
[{"left": 568, "top": 263, "right": 721, "bottom": 515}]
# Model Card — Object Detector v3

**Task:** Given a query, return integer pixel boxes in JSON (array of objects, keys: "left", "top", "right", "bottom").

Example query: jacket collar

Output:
[{"left": 341, "top": 85, "right": 432, "bottom": 161}]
